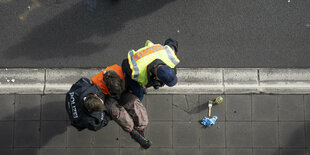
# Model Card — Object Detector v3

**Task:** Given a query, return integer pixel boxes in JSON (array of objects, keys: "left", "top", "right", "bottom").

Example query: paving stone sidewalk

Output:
[{"left": 0, "top": 94, "right": 310, "bottom": 155}]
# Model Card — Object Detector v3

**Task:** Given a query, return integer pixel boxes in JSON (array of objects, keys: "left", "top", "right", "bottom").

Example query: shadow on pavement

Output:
[
  {"left": 3, "top": 0, "right": 175, "bottom": 60},
  {"left": 187, "top": 101, "right": 209, "bottom": 115},
  {"left": 286, "top": 125, "right": 307, "bottom": 155},
  {"left": 1, "top": 97, "right": 69, "bottom": 153}
]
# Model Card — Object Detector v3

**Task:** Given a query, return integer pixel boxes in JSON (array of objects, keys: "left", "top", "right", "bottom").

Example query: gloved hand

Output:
[{"left": 152, "top": 80, "right": 164, "bottom": 89}]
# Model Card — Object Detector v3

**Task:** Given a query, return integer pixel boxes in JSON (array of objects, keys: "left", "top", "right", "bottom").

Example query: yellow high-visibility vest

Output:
[{"left": 127, "top": 40, "right": 180, "bottom": 87}]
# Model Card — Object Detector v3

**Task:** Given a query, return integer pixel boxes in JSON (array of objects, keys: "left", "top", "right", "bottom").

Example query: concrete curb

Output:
[{"left": 0, "top": 68, "right": 310, "bottom": 94}]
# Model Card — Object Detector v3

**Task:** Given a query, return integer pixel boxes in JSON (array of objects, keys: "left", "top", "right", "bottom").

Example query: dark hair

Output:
[
  {"left": 103, "top": 71, "right": 124, "bottom": 96},
  {"left": 84, "top": 94, "right": 105, "bottom": 113}
]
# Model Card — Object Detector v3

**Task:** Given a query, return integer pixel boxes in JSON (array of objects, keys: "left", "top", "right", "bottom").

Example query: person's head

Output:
[
  {"left": 84, "top": 94, "right": 105, "bottom": 113},
  {"left": 103, "top": 70, "right": 125, "bottom": 98},
  {"left": 154, "top": 65, "right": 178, "bottom": 87}
]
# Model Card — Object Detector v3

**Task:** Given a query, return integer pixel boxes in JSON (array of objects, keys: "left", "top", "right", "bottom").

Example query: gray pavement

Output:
[
  {"left": 0, "top": 94, "right": 310, "bottom": 155},
  {"left": 1, "top": 68, "right": 310, "bottom": 155}
]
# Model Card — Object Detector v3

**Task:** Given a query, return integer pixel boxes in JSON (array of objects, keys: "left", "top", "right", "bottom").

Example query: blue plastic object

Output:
[{"left": 201, "top": 116, "right": 218, "bottom": 127}]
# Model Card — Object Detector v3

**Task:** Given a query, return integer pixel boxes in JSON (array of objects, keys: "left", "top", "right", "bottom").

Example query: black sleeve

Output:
[
  {"left": 87, "top": 112, "right": 111, "bottom": 131},
  {"left": 164, "top": 38, "right": 178, "bottom": 54},
  {"left": 71, "top": 117, "right": 88, "bottom": 131},
  {"left": 121, "top": 58, "right": 132, "bottom": 76},
  {"left": 68, "top": 78, "right": 92, "bottom": 92}
]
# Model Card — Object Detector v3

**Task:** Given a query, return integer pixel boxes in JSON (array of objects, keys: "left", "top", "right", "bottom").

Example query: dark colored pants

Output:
[
  {"left": 124, "top": 74, "right": 145, "bottom": 101},
  {"left": 105, "top": 93, "right": 148, "bottom": 132}
]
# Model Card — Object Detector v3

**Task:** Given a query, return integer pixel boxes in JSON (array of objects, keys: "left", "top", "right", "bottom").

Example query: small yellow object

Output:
[
  {"left": 215, "top": 96, "right": 223, "bottom": 104},
  {"left": 18, "top": 0, "right": 41, "bottom": 21},
  {"left": 208, "top": 96, "right": 223, "bottom": 117},
  {"left": 19, "top": 16, "right": 24, "bottom": 21}
]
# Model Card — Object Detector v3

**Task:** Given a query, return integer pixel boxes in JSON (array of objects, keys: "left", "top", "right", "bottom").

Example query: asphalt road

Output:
[{"left": 0, "top": 0, "right": 309, "bottom": 68}]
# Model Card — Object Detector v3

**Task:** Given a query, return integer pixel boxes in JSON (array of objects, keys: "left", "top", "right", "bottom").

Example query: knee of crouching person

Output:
[{"left": 119, "top": 93, "right": 140, "bottom": 105}]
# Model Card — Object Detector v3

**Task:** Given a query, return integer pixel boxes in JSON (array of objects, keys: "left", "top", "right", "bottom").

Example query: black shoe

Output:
[{"left": 130, "top": 129, "right": 152, "bottom": 149}]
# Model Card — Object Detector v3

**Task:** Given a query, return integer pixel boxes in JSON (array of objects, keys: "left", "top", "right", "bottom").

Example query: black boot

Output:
[
  {"left": 130, "top": 129, "right": 152, "bottom": 149},
  {"left": 138, "top": 129, "right": 144, "bottom": 137}
]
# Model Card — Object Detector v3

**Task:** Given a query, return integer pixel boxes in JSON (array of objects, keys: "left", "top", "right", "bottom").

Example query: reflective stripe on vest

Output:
[
  {"left": 128, "top": 43, "right": 180, "bottom": 86},
  {"left": 164, "top": 46, "right": 179, "bottom": 66},
  {"left": 128, "top": 50, "right": 139, "bottom": 81}
]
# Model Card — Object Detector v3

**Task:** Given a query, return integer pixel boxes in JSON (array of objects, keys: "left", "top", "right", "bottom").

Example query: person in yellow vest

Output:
[{"left": 121, "top": 38, "right": 180, "bottom": 101}]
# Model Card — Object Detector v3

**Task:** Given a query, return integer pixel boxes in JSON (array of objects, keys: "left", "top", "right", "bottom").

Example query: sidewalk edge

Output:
[{"left": 1, "top": 68, "right": 310, "bottom": 94}]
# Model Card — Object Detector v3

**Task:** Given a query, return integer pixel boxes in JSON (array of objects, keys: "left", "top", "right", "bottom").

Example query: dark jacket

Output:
[
  {"left": 122, "top": 39, "right": 178, "bottom": 88},
  {"left": 65, "top": 78, "right": 110, "bottom": 131}
]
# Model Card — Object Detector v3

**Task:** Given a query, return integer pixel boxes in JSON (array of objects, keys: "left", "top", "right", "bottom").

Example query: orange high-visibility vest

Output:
[{"left": 91, "top": 64, "right": 125, "bottom": 95}]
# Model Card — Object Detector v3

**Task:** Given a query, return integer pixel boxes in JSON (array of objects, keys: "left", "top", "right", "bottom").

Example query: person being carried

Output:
[
  {"left": 122, "top": 38, "right": 180, "bottom": 101},
  {"left": 92, "top": 64, "right": 151, "bottom": 149},
  {"left": 65, "top": 78, "right": 110, "bottom": 131}
]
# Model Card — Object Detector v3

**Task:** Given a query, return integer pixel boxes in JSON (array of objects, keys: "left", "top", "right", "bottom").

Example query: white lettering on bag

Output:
[
  {"left": 101, "top": 113, "right": 104, "bottom": 120},
  {"left": 69, "top": 92, "right": 78, "bottom": 118}
]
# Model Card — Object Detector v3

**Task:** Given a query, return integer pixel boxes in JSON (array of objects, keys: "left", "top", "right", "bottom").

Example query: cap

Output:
[{"left": 156, "top": 65, "right": 178, "bottom": 87}]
